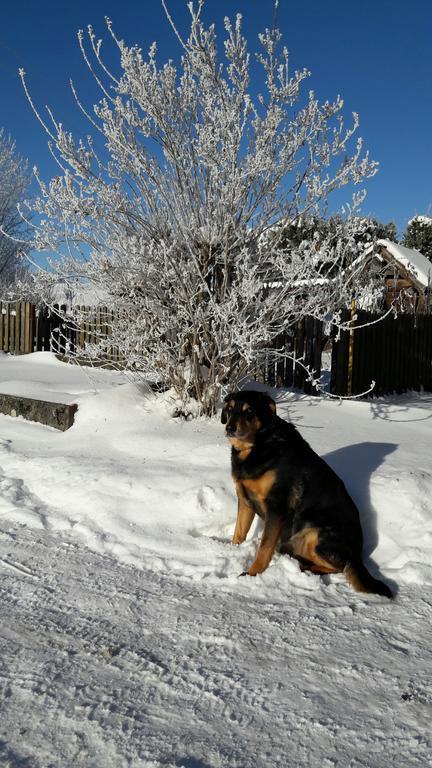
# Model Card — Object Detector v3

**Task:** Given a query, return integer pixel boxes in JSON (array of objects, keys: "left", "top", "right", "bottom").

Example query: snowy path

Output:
[{"left": 1, "top": 522, "right": 432, "bottom": 768}]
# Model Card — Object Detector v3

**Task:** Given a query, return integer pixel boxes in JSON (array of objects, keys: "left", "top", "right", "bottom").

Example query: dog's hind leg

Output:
[
  {"left": 288, "top": 528, "right": 345, "bottom": 575},
  {"left": 304, "top": 534, "right": 393, "bottom": 598}
]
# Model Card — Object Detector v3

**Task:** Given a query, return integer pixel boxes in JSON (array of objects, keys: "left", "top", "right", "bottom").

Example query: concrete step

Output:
[{"left": 0, "top": 393, "right": 77, "bottom": 431}]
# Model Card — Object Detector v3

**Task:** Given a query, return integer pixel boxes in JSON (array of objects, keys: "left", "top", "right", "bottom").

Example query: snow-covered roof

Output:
[
  {"left": 49, "top": 281, "right": 110, "bottom": 308},
  {"left": 377, "top": 239, "right": 432, "bottom": 288}
]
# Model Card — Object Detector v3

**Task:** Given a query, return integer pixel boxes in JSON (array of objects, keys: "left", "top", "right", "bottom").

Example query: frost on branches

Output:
[
  {"left": 20, "top": 1, "right": 379, "bottom": 414},
  {"left": 0, "top": 130, "right": 31, "bottom": 295}
]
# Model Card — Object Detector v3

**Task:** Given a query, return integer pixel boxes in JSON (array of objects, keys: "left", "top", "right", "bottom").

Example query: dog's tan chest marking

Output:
[
  {"left": 237, "top": 448, "right": 252, "bottom": 462},
  {"left": 229, "top": 437, "right": 253, "bottom": 460},
  {"left": 242, "top": 470, "right": 277, "bottom": 502}
]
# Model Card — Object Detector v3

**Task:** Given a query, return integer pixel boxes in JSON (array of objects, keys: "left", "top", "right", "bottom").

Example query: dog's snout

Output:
[{"left": 225, "top": 422, "right": 236, "bottom": 436}]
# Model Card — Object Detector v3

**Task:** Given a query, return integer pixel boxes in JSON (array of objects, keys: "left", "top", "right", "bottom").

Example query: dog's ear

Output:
[
  {"left": 260, "top": 393, "right": 277, "bottom": 423},
  {"left": 221, "top": 393, "right": 234, "bottom": 424}
]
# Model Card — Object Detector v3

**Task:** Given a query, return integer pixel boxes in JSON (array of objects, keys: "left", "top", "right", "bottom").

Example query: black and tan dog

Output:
[{"left": 222, "top": 390, "right": 392, "bottom": 597}]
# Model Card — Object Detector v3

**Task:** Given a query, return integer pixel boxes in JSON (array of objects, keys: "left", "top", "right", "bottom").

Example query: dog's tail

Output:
[{"left": 344, "top": 560, "right": 393, "bottom": 599}]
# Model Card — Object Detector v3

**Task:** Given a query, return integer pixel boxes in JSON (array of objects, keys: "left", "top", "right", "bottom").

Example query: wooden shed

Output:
[{"left": 363, "top": 239, "right": 431, "bottom": 313}]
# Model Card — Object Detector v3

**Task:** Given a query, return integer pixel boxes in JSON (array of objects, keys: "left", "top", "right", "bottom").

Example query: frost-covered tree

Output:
[
  {"left": 20, "top": 1, "right": 378, "bottom": 414},
  {"left": 0, "top": 129, "right": 31, "bottom": 294},
  {"left": 403, "top": 215, "right": 432, "bottom": 262}
]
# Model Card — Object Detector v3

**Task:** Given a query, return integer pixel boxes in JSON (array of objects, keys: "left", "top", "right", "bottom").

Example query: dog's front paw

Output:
[{"left": 239, "top": 570, "right": 256, "bottom": 577}]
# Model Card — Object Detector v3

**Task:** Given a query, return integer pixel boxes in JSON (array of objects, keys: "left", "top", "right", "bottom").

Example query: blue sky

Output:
[{"left": 0, "top": 0, "right": 431, "bottom": 235}]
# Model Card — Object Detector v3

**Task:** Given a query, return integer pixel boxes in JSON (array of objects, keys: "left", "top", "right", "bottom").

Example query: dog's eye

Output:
[{"left": 244, "top": 409, "right": 254, "bottom": 420}]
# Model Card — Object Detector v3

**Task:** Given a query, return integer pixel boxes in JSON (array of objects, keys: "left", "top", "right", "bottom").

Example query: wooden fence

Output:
[
  {"left": 0, "top": 302, "right": 35, "bottom": 354},
  {"left": 1, "top": 301, "right": 432, "bottom": 398},
  {"left": 0, "top": 302, "right": 119, "bottom": 359},
  {"left": 330, "top": 309, "right": 432, "bottom": 396},
  {"left": 256, "top": 317, "right": 323, "bottom": 395}
]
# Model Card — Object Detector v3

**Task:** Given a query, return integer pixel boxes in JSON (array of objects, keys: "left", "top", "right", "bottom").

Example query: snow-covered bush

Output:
[{"left": 20, "top": 1, "right": 378, "bottom": 414}]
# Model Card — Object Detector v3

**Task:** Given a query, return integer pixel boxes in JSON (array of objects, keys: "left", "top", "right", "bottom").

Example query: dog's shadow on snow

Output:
[{"left": 323, "top": 441, "right": 398, "bottom": 595}]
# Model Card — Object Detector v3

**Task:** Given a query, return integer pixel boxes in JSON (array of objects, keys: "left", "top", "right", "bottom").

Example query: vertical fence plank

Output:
[
  {"left": 293, "top": 319, "right": 305, "bottom": 390},
  {"left": 399, "top": 315, "right": 408, "bottom": 393},
  {"left": 0, "top": 303, "right": 4, "bottom": 351},
  {"left": 284, "top": 331, "right": 294, "bottom": 387},
  {"left": 424, "top": 314, "right": 432, "bottom": 390},
  {"left": 381, "top": 314, "right": 391, "bottom": 395},
  {"left": 372, "top": 313, "right": 383, "bottom": 396},
  {"left": 275, "top": 332, "right": 285, "bottom": 388},
  {"left": 4, "top": 304, "right": 10, "bottom": 353},
  {"left": 24, "top": 302, "right": 31, "bottom": 354},
  {"left": 393, "top": 316, "right": 402, "bottom": 394},
  {"left": 36, "top": 306, "right": 49, "bottom": 351},
  {"left": 302, "top": 317, "right": 322, "bottom": 396},
  {"left": 14, "top": 302, "right": 21, "bottom": 353},
  {"left": 9, "top": 305, "right": 16, "bottom": 354},
  {"left": 330, "top": 309, "right": 350, "bottom": 396},
  {"left": 408, "top": 315, "right": 416, "bottom": 391},
  {"left": 414, "top": 315, "right": 422, "bottom": 390},
  {"left": 312, "top": 318, "right": 322, "bottom": 395},
  {"left": 351, "top": 309, "right": 363, "bottom": 396},
  {"left": 388, "top": 315, "right": 397, "bottom": 394},
  {"left": 303, "top": 317, "right": 313, "bottom": 395}
]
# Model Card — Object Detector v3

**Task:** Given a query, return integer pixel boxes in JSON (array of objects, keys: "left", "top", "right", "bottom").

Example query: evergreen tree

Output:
[
  {"left": 274, "top": 214, "right": 397, "bottom": 264},
  {"left": 403, "top": 216, "right": 432, "bottom": 262}
]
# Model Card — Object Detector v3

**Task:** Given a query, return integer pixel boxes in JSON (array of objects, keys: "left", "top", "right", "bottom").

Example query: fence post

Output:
[
  {"left": 293, "top": 319, "right": 305, "bottom": 389},
  {"left": 311, "top": 318, "right": 322, "bottom": 395},
  {"left": 14, "top": 302, "right": 19, "bottom": 352},
  {"left": 4, "top": 304, "right": 9, "bottom": 353},
  {"left": 24, "top": 302, "right": 34, "bottom": 354}
]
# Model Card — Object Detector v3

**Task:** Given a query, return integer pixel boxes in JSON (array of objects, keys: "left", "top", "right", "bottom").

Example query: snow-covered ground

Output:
[{"left": 0, "top": 353, "right": 431, "bottom": 767}]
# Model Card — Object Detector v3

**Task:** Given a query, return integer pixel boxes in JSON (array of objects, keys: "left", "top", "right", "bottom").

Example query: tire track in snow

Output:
[{"left": 1, "top": 522, "right": 432, "bottom": 768}]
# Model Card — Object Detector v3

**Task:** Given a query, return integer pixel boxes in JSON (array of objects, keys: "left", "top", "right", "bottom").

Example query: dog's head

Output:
[{"left": 221, "top": 390, "right": 277, "bottom": 449}]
